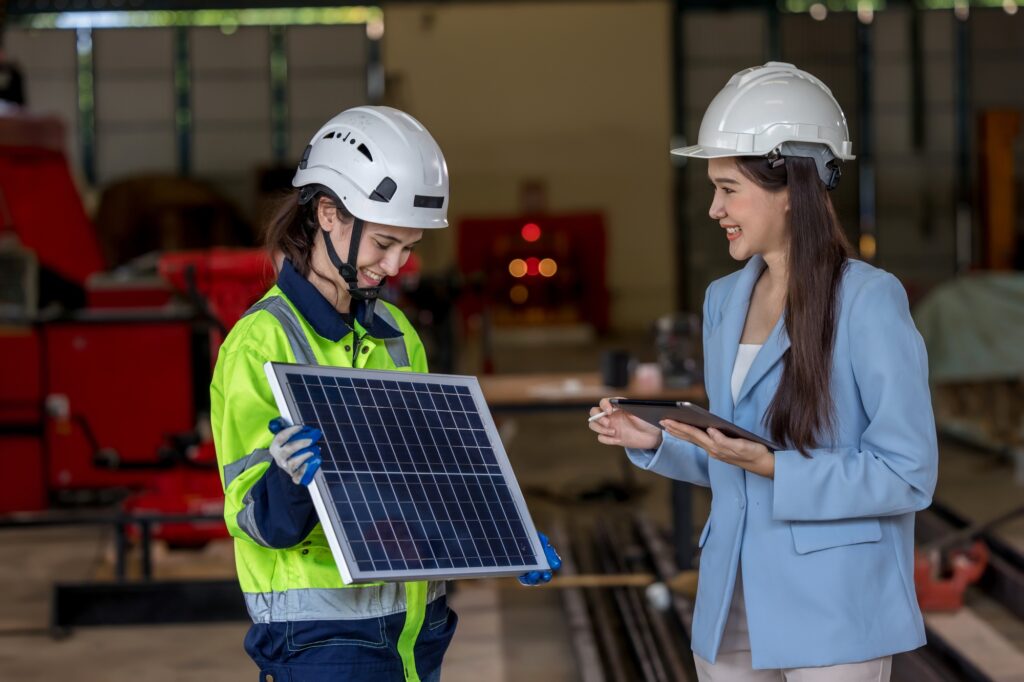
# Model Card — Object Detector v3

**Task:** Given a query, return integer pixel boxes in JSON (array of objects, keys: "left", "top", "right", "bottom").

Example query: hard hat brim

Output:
[{"left": 670, "top": 144, "right": 746, "bottom": 159}]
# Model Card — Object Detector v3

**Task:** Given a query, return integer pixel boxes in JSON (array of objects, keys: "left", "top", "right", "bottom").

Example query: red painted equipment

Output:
[
  {"left": 913, "top": 504, "right": 1024, "bottom": 611},
  {"left": 914, "top": 541, "right": 989, "bottom": 611},
  {"left": 457, "top": 212, "right": 609, "bottom": 334},
  {"left": 0, "top": 112, "right": 272, "bottom": 544}
]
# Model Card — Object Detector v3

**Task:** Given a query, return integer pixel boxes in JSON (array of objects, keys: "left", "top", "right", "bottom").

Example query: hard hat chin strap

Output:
[
  {"left": 320, "top": 220, "right": 381, "bottom": 327},
  {"left": 299, "top": 185, "right": 383, "bottom": 326}
]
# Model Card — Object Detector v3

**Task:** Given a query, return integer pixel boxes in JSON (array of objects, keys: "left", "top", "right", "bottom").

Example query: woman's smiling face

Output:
[{"left": 707, "top": 156, "right": 789, "bottom": 262}]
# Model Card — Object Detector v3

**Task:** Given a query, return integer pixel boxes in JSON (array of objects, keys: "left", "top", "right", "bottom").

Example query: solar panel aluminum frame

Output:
[{"left": 264, "top": 361, "right": 551, "bottom": 585}]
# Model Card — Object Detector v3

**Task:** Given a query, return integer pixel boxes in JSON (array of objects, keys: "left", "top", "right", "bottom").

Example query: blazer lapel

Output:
[
  {"left": 736, "top": 308, "right": 791, "bottom": 405},
  {"left": 705, "top": 256, "right": 765, "bottom": 419}
]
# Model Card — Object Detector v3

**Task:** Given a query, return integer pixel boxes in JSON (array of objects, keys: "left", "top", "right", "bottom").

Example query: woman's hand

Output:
[
  {"left": 661, "top": 422, "right": 775, "bottom": 478},
  {"left": 588, "top": 397, "right": 663, "bottom": 450}
]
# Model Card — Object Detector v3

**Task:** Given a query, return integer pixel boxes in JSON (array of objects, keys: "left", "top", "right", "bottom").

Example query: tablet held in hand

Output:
[{"left": 609, "top": 399, "right": 781, "bottom": 451}]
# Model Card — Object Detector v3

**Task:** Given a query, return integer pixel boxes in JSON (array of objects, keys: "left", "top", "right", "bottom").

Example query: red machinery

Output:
[
  {"left": 914, "top": 541, "right": 989, "bottom": 611},
  {"left": 0, "top": 114, "right": 272, "bottom": 544},
  {"left": 457, "top": 212, "right": 609, "bottom": 334}
]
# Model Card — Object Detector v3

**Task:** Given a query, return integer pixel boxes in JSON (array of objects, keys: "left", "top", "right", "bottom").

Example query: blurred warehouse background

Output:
[{"left": 0, "top": 1, "right": 1022, "bottom": 681}]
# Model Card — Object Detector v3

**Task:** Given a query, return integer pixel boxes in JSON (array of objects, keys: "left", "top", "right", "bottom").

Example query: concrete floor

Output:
[{"left": 1, "top": 332, "right": 1021, "bottom": 680}]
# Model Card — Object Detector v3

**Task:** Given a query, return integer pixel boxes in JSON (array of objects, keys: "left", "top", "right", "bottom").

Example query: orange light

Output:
[
  {"left": 525, "top": 257, "right": 540, "bottom": 276},
  {"left": 510, "top": 284, "right": 529, "bottom": 304},
  {"left": 508, "top": 258, "right": 528, "bottom": 278},
  {"left": 539, "top": 258, "right": 557, "bottom": 277},
  {"left": 521, "top": 223, "right": 541, "bottom": 242}
]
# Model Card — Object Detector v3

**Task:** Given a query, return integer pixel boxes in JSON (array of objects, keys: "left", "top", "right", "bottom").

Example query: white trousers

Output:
[{"left": 694, "top": 650, "right": 892, "bottom": 682}]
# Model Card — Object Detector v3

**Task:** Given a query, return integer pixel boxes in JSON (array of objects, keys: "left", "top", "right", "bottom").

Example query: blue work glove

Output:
[
  {"left": 519, "top": 532, "right": 562, "bottom": 586},
  {"left": 268, "top": 418, "right": 322, "bottom": 486}
]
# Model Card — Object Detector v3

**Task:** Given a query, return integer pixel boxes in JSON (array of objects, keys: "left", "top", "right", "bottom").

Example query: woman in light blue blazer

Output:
[{"left": 589, "top": 62, "right": 937, "bottom": 681}]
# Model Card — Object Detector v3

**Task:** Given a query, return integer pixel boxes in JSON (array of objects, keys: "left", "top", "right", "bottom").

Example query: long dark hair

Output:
[
  {"left": 734, "top": 156, "right": 852, "bottom": 455},
  {"left": 262, "top": 189, "right": 353, "bottom": 279}
]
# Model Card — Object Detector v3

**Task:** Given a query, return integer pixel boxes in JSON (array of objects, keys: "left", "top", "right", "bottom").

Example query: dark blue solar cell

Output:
[
  {"left": 409, "top": 410, "right": 427, "bottom": 429},
  {"left": 425, "top": 446, "right": 444, "bottom": 467},
  {"left": 362, "top": 484, "right": 381, "bottom": 503},
  {"left": 351, "top": 542, "right": 370, "bottom": 564},
  {"left": 423, "top": 411, "right": 442, "bottom": 429},
  {"left": 367, "top": 423, "right": 387, "bottom": 442},
  {"left": 307, "top": 384, "right": 327, "bottom": 403},
  {"left": 378, "top": 480, "right": 397, "bottom": 503},
  {"left": 367, "top": 541, "right": 388, "bottom": 564},
  {"left": 408, "top": 478, "right": 427, "bottom": 502}
]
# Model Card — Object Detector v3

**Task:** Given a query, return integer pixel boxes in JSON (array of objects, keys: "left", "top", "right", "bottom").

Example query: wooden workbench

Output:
[{"left": 477, "top": 371, "right": 705, "bottom": 412}]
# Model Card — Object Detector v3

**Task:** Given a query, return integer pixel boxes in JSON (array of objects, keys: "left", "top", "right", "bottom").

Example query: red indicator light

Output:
[
  {"left": 521, "top": 223, "right": 541, "bottom": 242},
  {"left": 525, "top": 257, "right": 540, "bottom": 276}
]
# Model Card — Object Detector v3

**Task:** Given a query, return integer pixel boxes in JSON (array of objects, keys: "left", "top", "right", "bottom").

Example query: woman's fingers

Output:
[
  {"left": 662, "top": 421, "right": 711, "bottom": 446},
  {"left": 590, "top": 398, "right": 662, "bottom": 450},
  {"left": 707, "top": 428, "right": 769, "bottom": 462}
]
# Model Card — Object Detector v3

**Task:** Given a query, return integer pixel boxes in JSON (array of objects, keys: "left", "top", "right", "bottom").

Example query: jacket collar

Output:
[
  {"left": 277, "top": 259, "right": 403, "bottom": 342},
  {"left": 706, "top": 255, "right": 791, "bottom": 412}
]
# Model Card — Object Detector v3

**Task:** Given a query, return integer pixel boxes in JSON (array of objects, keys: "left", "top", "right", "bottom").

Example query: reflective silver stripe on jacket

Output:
[
  {"left": 244, "top": 581, "right": 446, "bottom": 623},
  {"left": 229, "top": 449, "right": 275, "bottom": 547},
  {"left": 371, "top": 303, "right": 411, "bottom": 368},
  {"left": 244, "top": 296, "right": 317, "bottom": 364},
  {"left": 224, "top": 448, "right": 272, "bottom": 489},
  {"left": 245, "top": 296, "right": 410, "bottom": 368},
  {"left": 237, "top": 485, "right": 273, "bottom": 548}
]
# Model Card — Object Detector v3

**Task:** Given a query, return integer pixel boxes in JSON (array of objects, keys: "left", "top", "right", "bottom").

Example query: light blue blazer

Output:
[{"left": 628, "top": 256, "right": 937, "bottom": 669}]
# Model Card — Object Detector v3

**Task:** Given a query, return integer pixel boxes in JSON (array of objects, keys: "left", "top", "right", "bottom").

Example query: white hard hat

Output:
[
  {"left": 672, "top": 62, "right": 854, "bottom": 188},
  {"left": 293, "top": 106, "right": 449, "bottom": 229}
]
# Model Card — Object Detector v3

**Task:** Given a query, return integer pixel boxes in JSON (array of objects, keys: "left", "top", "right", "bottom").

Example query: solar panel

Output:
[{"left": 264, "top": 362, "right": 550, "bottom": 584}]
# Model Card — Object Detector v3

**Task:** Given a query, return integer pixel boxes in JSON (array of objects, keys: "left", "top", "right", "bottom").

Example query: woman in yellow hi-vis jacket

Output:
[{"left": 211, "top": 106, "right": 560, "bottom": 682}]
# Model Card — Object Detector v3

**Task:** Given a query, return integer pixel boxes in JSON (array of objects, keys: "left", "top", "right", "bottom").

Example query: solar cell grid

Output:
[{"left": 265, "top": 363, "right": 547, "bottom": 583}]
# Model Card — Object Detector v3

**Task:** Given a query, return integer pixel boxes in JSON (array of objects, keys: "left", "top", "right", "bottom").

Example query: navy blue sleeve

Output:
[{"left": 247, "top": 464, "right": 320, "bottom": 548}]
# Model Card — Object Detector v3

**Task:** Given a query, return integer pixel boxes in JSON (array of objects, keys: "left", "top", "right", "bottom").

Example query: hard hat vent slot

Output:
[
  {"left": 357, "top": 144, "right": 373, "bottom": 162},
  {"left": 413, "top": 195, "right": 444, "bottom": 209}
]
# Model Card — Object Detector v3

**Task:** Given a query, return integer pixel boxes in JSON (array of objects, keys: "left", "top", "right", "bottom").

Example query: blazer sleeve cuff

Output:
[
  {"left": 771, "top": 448, "right": 806, "bottom": 520},
  {"left": 626, "top": 433, "right": 709, "bottom": 484},
  {"left": 626, "top": 446, "right": 662, "bottom": 470}
]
